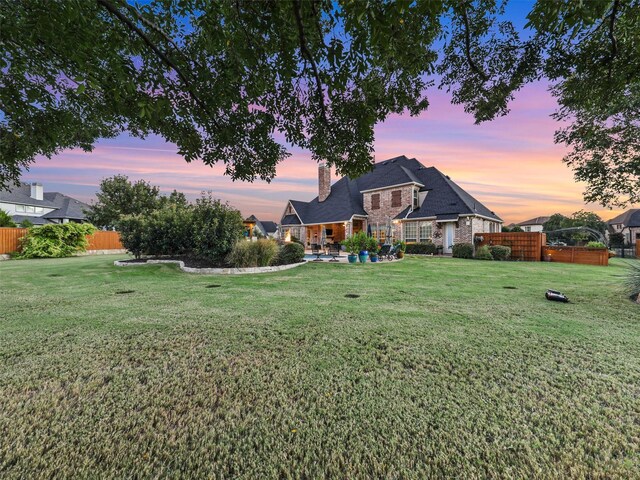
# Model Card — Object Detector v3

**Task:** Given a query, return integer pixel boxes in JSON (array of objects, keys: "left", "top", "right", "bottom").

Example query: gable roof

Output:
[
  {"left": 517, "top": 216, "right": 550, "bottom": 226},
  {"left": 281, "top": 156, "right": 502, "bottom": 225},
  {"left": 0, "top": 183, "right": 56, "bottom": 208},
  {"left": 260, "top": 221, "right": 278, "bottom": 234},
  {"left": 41, "top": 192, "right": 90, "bottom": 220},
  {"left": 608, "top": 209, "right": 640, "bottom": 227},
  {"left": 10, "top": 214, "right": 51, "bottom": 226}
]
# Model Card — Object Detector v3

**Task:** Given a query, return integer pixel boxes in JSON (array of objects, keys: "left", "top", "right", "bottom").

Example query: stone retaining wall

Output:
[{"left": 114, "top": 259, "right": 306, "bottom": 275}]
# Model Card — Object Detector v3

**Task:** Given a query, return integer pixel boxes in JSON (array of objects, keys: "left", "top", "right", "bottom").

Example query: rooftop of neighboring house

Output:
[
  {"left": 516, "top": 216, "right": 550, "bottom": 226},
  {"left": 283, "top": 155, "right": 502, "bottom": 224},
  {"left": 607, "top": 209, "right": 640, "bottom": 227},
  {"left": 244, "top": 215, "right": 278, "bottom": 234},
  {"left": 0, "top": 182, "right": 90, "bottom": 222}
]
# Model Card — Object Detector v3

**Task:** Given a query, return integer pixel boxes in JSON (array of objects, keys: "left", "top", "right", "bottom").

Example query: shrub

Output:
[
  {"left": 17, "top": 223, "right": 96, "bottom": 258},
  {"left": 227, "top": 241, "right": 257, "bottom": 268},
  {"left": 393, "top": 240, "right": 407, "bottom": 253},
  {"left": 191, "top": 194, "right": 244, "bottom": 262},
  {"left": 586, "top": 241, "right": 606, "bottom": 248},
  {"left": 0, "top": 210, "right": 16, "bottom": 227},
  {"left": 366, "top": 236, "right": 379, "bottom": 254},
  {"left": 227, "top": 239, "right": 279, "bottom": 268},
  {"left": 510, "top": 225, "right": 524, "bottom": 232},
  {"left": 452, "top": 243, "right": 473, "bottom": 259},
  {"left": 253, "top": 239, "right": 279, "bottom": 267},
  {"left": 405, "top": 241, "right": 437, "bottom": 255},
  {"left": 19, "top": 218, "right": 34, "bottom": 228},
  {"left": 274, "top": 242, "right": 305, "bottom": 265},
  {"left": 475, "top": 245, "right": 494, "bottom": 260},
  {"left": 141, "top": 205, "right": 193, "bottom": 257},
  {"left": 609, "top": 232, "right": 625, "bottom": 247},
  {"left": 118, "top": 215, "right": 147, "bottom": 259},
  {"left": 489, "top": 245, "right": 511, "bottom": 261}
]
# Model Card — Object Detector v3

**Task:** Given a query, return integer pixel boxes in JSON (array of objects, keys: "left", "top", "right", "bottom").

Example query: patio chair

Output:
[
  {"left": 385, "top": 244, "right": 399, "bottom": 260},
  {"left": 311, "top": 244, "right": 324, "bottom": 261},
  {"left": 328, "top": 243, "right": 342, "bottom": 262},
  {"left": 377, "top": 244, "right": 392, "bottom": 261}
]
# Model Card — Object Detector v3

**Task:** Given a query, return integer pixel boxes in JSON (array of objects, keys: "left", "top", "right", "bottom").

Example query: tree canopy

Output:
[{"left": 1, "top": 0, "right": 639, "bottom": 206}]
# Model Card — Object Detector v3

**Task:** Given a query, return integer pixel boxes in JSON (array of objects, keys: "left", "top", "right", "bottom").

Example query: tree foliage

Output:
[
  {"left": 1, "top": 0, "right": 639, "bottom": 206},
  {"left": 16, "top": 223, "right": 96, "bottom": 258},
  {"left": 86, "top": 175, "right": 187, "bottom": 228},
  {"left": 0, "top": 210, "right": 17, "bottom": 227}
]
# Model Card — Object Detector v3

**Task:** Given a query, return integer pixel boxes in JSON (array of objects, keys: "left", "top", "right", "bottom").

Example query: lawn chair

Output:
[
  {"left": 311, "top": 244, "right": 324, "bottom": 261},
  {"left": 386, "top": 244, "right": 400, "bottom": 260},
  {"left": 377, "top": 244, "right": 392, "bottom": 261},
  {"left": 328, "top": 243, "right": 342, "bottom": 262}
]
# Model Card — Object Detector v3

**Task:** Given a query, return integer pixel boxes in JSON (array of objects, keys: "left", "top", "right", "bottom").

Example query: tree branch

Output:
[
  {"left": 292, "top": 0, "right": 328, "bottom": 123},
  {"left": 460, "top": 4, "right": 489, "bottom": 81},
  {"left": 608, "top": 0, "right": 620, "bottom": 59},
  {"left": 96, "top": 0, "right": 209, "bottom": 115}
]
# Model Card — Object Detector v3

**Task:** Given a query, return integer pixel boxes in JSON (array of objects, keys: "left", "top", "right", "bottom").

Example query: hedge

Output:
[{"left": 405, "top": 242, "right": 437, "bottom": 255}]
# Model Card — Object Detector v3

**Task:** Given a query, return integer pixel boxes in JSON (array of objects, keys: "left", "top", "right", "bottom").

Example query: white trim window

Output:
[
  {"left": 404, "top": 222, "right": 417, "bottom": 243},
  {"left": 418, "top": 222, "right": 432, "bottom": 242}
]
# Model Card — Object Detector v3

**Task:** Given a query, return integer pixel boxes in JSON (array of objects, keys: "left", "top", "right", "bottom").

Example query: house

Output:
[
  {"left": 607, "top": 209, "right": 640, "bottom": 244},
  {"left": 516, "top": 216, "right": 550, "bottom": 233},
  {"left": 0, "top": 182, "right": 90, "bottom": 226},
  {"left": 243, "top": 215, "right": 278, "bottom": 239},
  {"left": 280, "top": 155, "right": 502, "bottom": 254}
]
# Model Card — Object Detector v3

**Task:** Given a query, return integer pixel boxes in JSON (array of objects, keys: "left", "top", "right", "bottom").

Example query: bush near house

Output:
[
  {"left": 475, "top": 245, "right": 494, "bottom": 260},
  {"left": 118, "top": 194, "right": 244, "bottom": 264},
  {"left": 16, "top": 223, "right": 96, "bottom": 258},
  {"left": 452, "top": 243, "right": 474, "bottom": 259},
  {"left": 0, "top": 210, "right": 16, "bottom": 227},
  {"left": 489, "top": 245, "right": 511, "bottom": 261},
  {"left": 405, "top": 241, "right": 437, "bottom": 255},
  {"left": 274, "top": 242, "right": 305, "bottom": 265},
  {"left": 227, "top": 239, "right": 279, "bottom": 268}
]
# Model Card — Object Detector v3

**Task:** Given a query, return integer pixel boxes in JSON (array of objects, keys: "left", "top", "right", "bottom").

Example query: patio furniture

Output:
[
  {"left": 328, "top": 243, "right": 342, "bottom": 262},
  {"left": 311, "top": 244, "right": 324, "bottom": 261},
  {"left": 377, "top": 244, "right": 392, "bottom": 261}
]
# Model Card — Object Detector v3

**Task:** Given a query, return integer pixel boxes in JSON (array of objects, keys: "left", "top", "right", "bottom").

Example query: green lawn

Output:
[{"left": 1, "top": 255, "right": 639, "bottom": 478}]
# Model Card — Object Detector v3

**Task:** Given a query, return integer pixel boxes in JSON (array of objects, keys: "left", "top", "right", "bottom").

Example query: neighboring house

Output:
[
  {"left": 516, "top": 216, "right": 550, "bottom": 233},
  {"left": 607, "top": 209, "right": 640, "bottom": 244},
  {"left": 280, "top": 155, "right": 502, "bottom": 254},
  {"left": 0, "top": 182, "right": 90, "bottom": 226},
  {"left": 243, "top": 215, "right": 278, "bottom": 238}
]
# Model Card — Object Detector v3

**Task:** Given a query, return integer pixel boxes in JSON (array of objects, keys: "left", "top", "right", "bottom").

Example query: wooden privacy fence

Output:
[
  {"left": 474, "top": 232, "right": 546, "bottom": 261},
  {"left": 86, "top": 231, "right": 123, "bottom": 250},
  {"left": 0, "top": 228, "right": 26, "bottom": 254},
  {"left": 0, "top": 228, "right": 123, "bottom": 254},
  {"left": 542, "top": 246, "right": 609, "bottom": 266},
  {"left": 637, "top": 240, "right": 640, "bottom": 259}
]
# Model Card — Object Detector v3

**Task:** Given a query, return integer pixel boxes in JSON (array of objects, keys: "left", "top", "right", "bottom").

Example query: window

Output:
[
  {"left": 391, "top": 190, "right": 402, "bottom": 208},
  {"left": 35, "top": 207, "right": 44, "bottom": 213},
  {"left": 524, "top": 226, "right": 531, "bottom": 232},
  {"left": 371, "top": 193, "right": 380, "bottom": 210},
  {"left": 419, "top": 222, "right": 432, "bottom": 241},
  {"left": 16, "top": 205, "right": 25, "bottom": 212},
  {"left": 404, "top": 222, "right": 417, "bottom": 242},
  {"left": 413, "top": 189, "right": 419, "bottom": 209},
  {"left": 25, "top": 206, "right": 36, "bottom": 213},
  {"left": 490, "top": 223, "right": 498, "bottom": 233}
]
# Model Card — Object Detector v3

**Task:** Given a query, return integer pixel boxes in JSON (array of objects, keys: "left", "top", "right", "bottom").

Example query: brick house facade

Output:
[
  {"left": 280, "top": 156, "right": 502, "bottom": 253},
  {"left": 608, "top": 209, "right": 640, "bottom": 244}
]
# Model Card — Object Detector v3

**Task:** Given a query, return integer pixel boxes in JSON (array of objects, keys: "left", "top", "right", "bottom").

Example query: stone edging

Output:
[{"left": 114, "top": 259, "right": 306, "bottom": 275}]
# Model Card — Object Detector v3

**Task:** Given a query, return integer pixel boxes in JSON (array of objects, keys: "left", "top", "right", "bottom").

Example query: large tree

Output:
[{"left": 1, "top": 1, "right": 639, "bottom": 206}]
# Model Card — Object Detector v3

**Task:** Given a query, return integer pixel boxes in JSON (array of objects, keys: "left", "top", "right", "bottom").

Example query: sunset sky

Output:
[{"left": 21, "top": 79, "right": 629, "bottom": 225}]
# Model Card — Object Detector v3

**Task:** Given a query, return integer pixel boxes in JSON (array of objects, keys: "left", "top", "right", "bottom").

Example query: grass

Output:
[{"left": 0, "top": 255, "right": 639, "bottom": 478}]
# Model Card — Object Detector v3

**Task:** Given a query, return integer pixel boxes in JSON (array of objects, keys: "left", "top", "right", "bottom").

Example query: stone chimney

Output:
[
  {"left": 30, "top": 182, "right": 43, "bottom": 201},
  {"left": 318, "top": 163, "right": 331, "bottom": 202}
]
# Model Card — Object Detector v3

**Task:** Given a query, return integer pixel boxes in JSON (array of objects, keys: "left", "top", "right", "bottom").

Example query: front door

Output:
[{"left": 443, "top": 223, "right": 454, "bottom": 254}]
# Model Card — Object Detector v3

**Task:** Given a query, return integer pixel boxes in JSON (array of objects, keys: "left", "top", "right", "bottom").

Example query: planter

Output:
[
  {"left": 347, "top": 254, "right": 358, "bottom": 264},
  {"left": 358, "top": 250, "right": 369, "bottom": 263},
  {"left": 396, "top": 251, "right": 404, "bottom": 259},
  {"left": 370, "top": 254, "right": 379, "bottom": 263}
]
